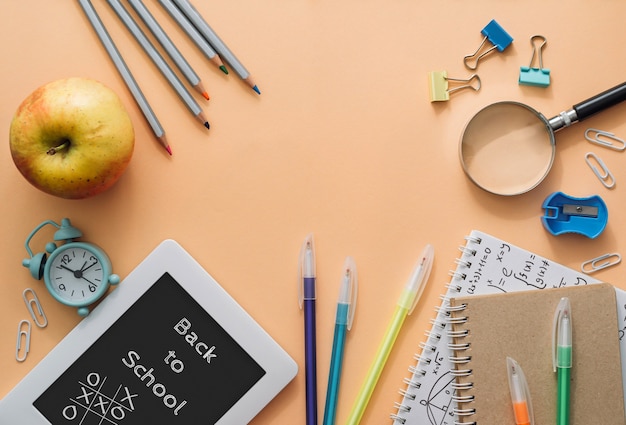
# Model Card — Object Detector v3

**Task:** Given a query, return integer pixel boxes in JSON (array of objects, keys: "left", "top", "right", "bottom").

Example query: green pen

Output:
[{"left": 552, "top": 297, "right": 572, "bottom": 425}]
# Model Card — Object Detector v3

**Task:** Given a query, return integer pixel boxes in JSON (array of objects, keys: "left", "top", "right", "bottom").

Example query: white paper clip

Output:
[
  {"left": 581, "top": 253, "right": 621, "bottom": 273},
  {"left": 428, "top": 71, "right": 481, "bottom": 102},
  {"left": 23, "top": 288, "right": 47, "bottom": 328},
  {"left": 584, "top": 128, "right": 626, "bottom": 151},
  {"left": 16, "top": 320, "right": 31, "bottom": 362},
  {"left": 519, "top": 35, "right": 550, "bottom": 87},
  {"left": 585, "top": 152, "right": 616, "bottom": 189}
]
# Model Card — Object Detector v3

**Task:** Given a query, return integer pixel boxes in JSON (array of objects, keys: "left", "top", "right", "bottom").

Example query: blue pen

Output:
[
  {"left": 322, "top": 257, "right": 358, "bottom": 425},
  {"left": 299, "top": 234, "right": 318, "bottom": 425}
]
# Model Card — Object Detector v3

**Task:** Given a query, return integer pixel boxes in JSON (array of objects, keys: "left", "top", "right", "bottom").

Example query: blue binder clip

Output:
[
  {"left": 519, "top": 35, "right": 550, "bottom": 87},
  {"left": 541, "top": 191, "right": 608, "bottom": 239},
  {"left": 464, "top": 19, "right": 513, "bottom": 70}
]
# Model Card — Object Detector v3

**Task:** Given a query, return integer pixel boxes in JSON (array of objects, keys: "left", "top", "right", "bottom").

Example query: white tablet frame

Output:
[{"left": 0, "top": 239, "right": 297, "bottom": 424}]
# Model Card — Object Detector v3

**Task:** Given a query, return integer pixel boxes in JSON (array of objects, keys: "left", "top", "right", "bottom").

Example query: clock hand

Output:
[{"left": 81, "top": 261, "right": 98, "bottom": 273}]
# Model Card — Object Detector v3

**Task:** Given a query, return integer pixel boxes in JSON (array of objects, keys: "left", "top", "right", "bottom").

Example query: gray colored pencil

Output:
[
  {"left": 107, "top": 0, "right": 210, "bottom": 129},
  {"left": 157, "top": 0, "right": 228, "bottom": 75},
  {"left": 77, "top": 0, "right": 171, "bottom": 154},
  {"left": 126, "top": 0, "right": 209, "bottom": 100},
  {"left": 172, "top": 0, "right": 260, "bottom": 94}
]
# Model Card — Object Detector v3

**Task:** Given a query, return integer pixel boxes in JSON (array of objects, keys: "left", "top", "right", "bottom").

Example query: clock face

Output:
[{"left": 47, "top": 245, "right": 107, "bottom": 303}]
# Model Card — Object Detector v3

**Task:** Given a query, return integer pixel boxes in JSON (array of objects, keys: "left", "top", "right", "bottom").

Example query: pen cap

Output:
[
  {"left": 404, "top": 244, "right": 435, "bottom": 314},
  {"left": 506, "top": 357, "right": 535, "bottom": 425},
  {"left": 337, "top": 256, "right": 358, "bottom": 330},
  {"left": 552, "top": 297, "right": 573, "bottom": 371},
  {"left": 298, "top": 233, "right": 316, "bottom": 308}
]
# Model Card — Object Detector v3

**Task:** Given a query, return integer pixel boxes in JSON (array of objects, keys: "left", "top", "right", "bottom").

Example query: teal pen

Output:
[
  {"left": 552, "top": 297, "right": 572, "bottom": 425},
  {"left": 322, "top": 257, "right": 358, "bottom": 425}
]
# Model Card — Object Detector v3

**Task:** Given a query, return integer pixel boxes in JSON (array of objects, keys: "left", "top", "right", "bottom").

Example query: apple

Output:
[{"left": 9, "top": 77, "right": 134, "bottom": 199}]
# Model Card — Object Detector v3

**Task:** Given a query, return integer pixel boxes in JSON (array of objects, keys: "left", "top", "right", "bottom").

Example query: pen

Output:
[
  {"left": 299, "top": 233, "right": 318, "bottom": 425},
  {"left": 127, "top": 0, "right": 210, "bottom": 100},
  {"left": 106, "top": 0, "right": 210, "bottom": 130},
  {"left": 346, "top": 244, "right": 434, "bottom": 425},
  {"left": 322, "top": 257, "right": 358, "bottom": 425},
  {"left": 506, "top": 357, "right": 535, "bottom": 425},
  {"left": 171, "top": 0, "right": 261, "bottom": 94},
  {"left": 157, "top": 0, "right": 228, "bottom": 75},
  {"left": 552, "top": 297, "right": 572, "bottom": 425},
  {"left": 78, "top": 0, "right": 171, "bottom": 155}
]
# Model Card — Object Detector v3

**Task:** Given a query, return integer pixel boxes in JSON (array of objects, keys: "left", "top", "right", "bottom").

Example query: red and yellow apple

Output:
[{"left": 9, "top": 77, "right": 134, "bottom": 199}]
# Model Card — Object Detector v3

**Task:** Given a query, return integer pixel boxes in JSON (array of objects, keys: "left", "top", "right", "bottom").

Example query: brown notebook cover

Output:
[{"left": 448, "top": 283, "right": 625, "bottom": 425}]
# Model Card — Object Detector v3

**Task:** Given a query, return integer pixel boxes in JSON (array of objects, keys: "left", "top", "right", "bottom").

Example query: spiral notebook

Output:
[
  {"left": 448, "top": 283, "right": 625, "bottom": 425},
  {"left": 390, "top": 230, "right": 626, "bottom": 425}
]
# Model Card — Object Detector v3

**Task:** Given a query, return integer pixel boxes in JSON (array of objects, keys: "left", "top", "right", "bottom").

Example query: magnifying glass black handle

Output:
[
  {"left": 550, "top": 81, "right": 626, "bottom": 131},
  {"left": 574, "top": 81, "right": 626, "bottom": 121}
]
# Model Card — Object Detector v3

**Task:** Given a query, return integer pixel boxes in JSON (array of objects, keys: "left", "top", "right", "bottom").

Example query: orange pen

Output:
[{"left": 506, "top": 357, "right": 535, "bottom": 425}]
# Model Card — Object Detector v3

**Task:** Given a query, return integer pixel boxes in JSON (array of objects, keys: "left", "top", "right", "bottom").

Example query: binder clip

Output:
[
  {"left": 463, "top": 19, "right": 513, "bottom": 70},
  {"left": 541, "top": 191, "right": 608, "bottom": 239},
  {"left": 519, "top": 35, "right": 550, "bottom": 87},
  {"left": 428, "top": 71, "right": 481, "bottom": 102}
]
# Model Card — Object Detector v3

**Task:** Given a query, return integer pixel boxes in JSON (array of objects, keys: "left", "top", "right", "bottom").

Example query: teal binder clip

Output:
[
  {"left": 519, "top": 35, "right": 550, "bottom": 87},
  {"left": 464, "top": 19, "right": 513, "bottom": 70}
]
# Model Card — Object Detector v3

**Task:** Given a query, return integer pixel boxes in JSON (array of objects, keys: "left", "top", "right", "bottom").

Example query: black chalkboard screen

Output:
[{"left": 0, "top": 240, "right": 297, "bottom": 424}]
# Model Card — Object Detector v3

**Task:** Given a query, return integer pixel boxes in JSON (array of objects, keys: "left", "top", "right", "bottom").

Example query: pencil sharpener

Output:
[{"left": 541, "top": 191, "right": 608, "bottom": 238}]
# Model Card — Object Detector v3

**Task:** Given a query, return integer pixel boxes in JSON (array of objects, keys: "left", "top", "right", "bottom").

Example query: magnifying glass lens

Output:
[{"left": 460, "top": 102, "right": 555, "bottom": 195}]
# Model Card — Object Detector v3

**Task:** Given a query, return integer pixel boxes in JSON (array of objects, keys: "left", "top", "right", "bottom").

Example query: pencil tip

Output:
[
  {"left": 166, "top": 146, "right": 172, "bottom": 155},
  {"left": 202, "top": 92, "right": 210, "bottom": 101},
  {"left": 204, "top": 121, "right": 210, "bottom": 130},
  {"left": 219, "top": 65, "right": 229, "bottom": 75},
  {"left": 252, "top": 85, "right": 261, "bottom": 95}
]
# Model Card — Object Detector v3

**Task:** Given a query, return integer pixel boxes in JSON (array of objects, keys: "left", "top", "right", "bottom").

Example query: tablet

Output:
[{"left": 0, "top": 239, "right": 297, "bottom": 424}]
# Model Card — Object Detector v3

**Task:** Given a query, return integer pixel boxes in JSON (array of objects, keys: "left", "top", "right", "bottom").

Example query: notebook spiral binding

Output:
[{"left": 390, "top": 234, "right": 481, "bottom": 425}]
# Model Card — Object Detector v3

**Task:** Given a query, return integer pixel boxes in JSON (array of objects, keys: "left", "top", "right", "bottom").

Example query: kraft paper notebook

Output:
[
  {"left": 390, "top": 230, "right": 626, "bottom": 425},
  {"left": 448, "top": 283, "right": 625, "bottom": 425}
]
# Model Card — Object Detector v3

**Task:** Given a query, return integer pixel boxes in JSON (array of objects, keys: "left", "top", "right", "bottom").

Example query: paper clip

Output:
[
  {"left": 463, "top": 19, "right": 513, "bottom": 70},
  {"left": 519, "top": 35, "right": 550, "bottom": 87},
  {"left": 23, "top": 288, "right": 47, "bottom": 328},
  {"left": 16, "top": 320, "right": 31, "bottom": 362},
  {"left": 581, "top": 253, "right": 621, "bottom": 273},
  {"left": 428, "top": 71, "right": 481, "bottom": 102},
  {"left": 585, "top": 152, "right": 616, "bottom": 189},
  {"left": 584, "top": 128, "right": 626, "bottom": 151}
]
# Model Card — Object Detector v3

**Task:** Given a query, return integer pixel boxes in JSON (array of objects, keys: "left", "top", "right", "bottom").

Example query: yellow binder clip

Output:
[{"left": 428, "top": 71, "right": 481, "bottom": 102}]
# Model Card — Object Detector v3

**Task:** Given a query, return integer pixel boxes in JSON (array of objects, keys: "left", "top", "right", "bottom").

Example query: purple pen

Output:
[{"left": 299, "top": 233, "right": 318, "bottom": 425}]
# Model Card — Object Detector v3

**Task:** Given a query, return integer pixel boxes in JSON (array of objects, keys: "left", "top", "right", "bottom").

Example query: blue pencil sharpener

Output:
[{"left": 541, "top": 191, "right": 608, "bottom": 238}]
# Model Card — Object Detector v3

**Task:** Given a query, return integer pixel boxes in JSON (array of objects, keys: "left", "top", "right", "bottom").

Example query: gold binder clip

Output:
[
  {"left": 428, "top": 71, "right": 481, "bottom": 102},
  {"left": 23, "top": 288, "right": 48, "bottom": 328},
  {"left": 16, "top": 320, "right": 31, "bottom": 362}
]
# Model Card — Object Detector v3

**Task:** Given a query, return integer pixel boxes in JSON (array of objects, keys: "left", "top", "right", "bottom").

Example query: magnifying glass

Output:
[{"left": 459, "top": 82, "right": 626, "bottom": 196}]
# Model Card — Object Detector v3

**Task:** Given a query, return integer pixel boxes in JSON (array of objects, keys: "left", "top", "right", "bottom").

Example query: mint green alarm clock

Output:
[{"left": 22, "top": 218, "right": 119, "bottom": 317}]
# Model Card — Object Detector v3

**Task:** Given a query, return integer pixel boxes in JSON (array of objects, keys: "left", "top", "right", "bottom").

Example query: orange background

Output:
[{"left": 2, "top": 1, "right": 626, "bottom": 424}]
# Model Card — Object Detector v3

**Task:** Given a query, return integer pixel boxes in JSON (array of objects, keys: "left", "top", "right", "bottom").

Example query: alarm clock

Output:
[{"left": 21, "top": 218, "right": 120, "bottom": 317}]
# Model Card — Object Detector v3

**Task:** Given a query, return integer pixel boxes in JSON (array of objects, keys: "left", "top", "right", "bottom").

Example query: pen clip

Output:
[
  {"left": 506, "top": 357, "right": 535, "bottom": 425},
  {"left": 551, "top": 297, "right": 572, "bottom": 372},
  {"left": 406, "top": 244, "right": 435, "bottom": 314},
  {"left": 339, "top": 256, "right": 358, "bottom": 330},
  {"left": 298, "top": 233, "right": 315, "bottom": 309}
]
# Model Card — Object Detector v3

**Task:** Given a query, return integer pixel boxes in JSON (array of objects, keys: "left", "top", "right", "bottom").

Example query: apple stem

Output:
[{"left": 47, "top": 139, "right": 70, "bottom": 155}]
